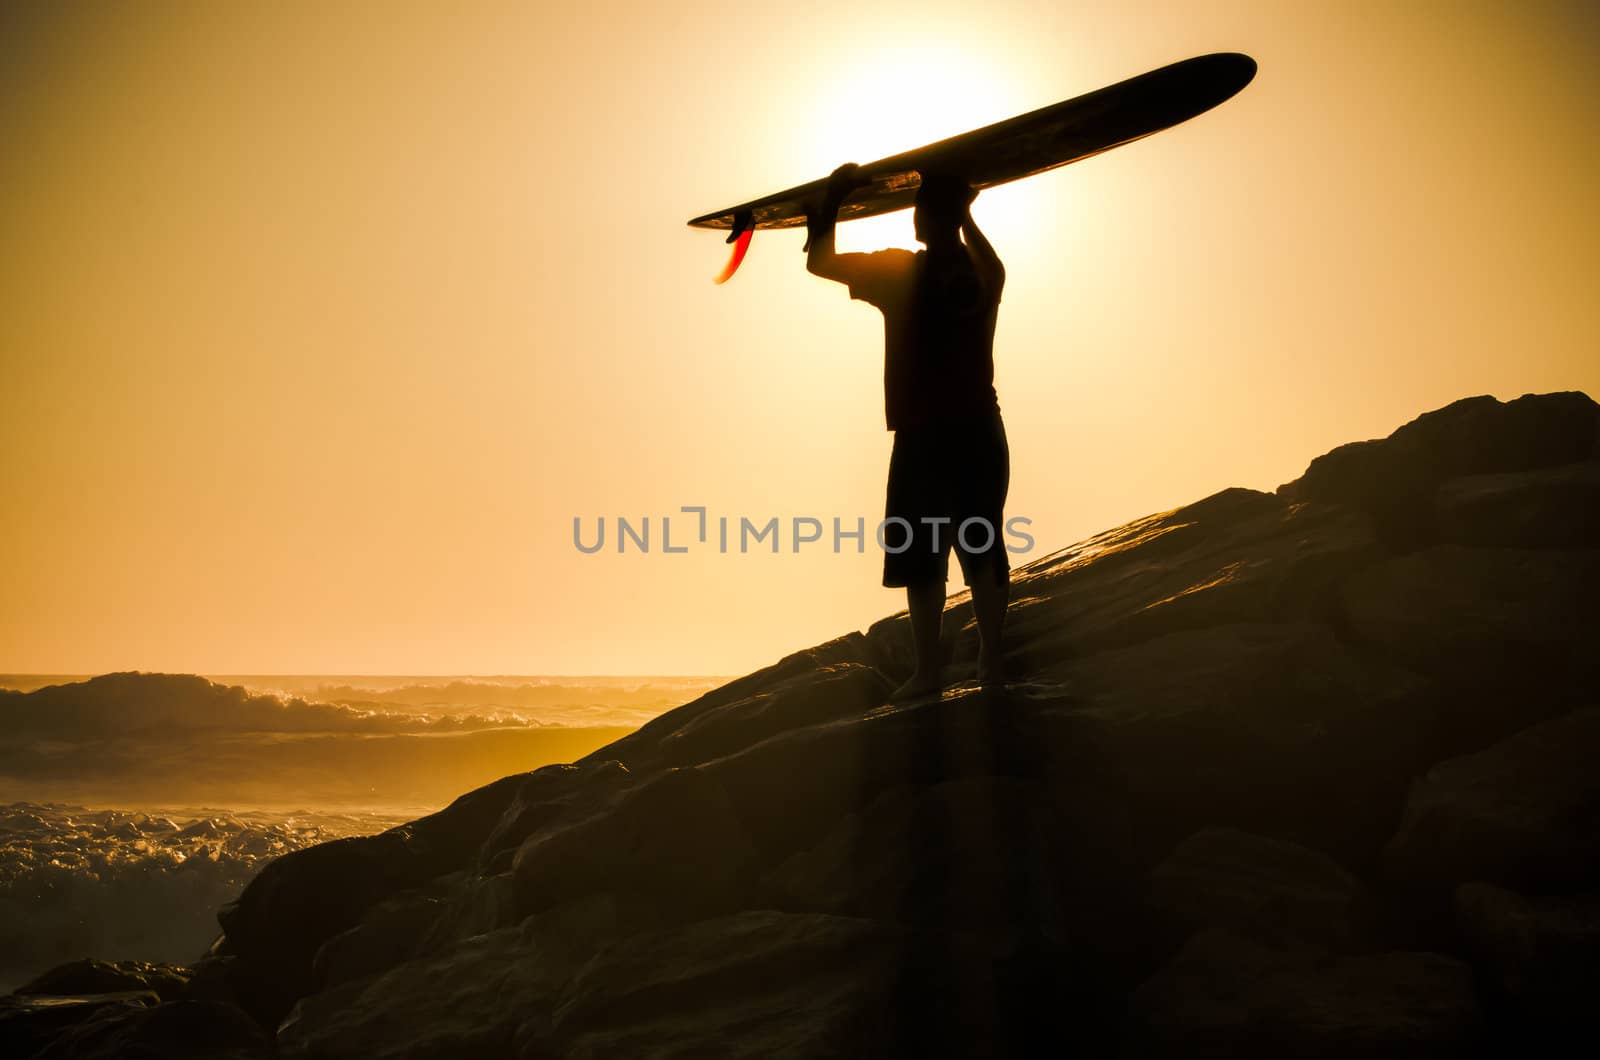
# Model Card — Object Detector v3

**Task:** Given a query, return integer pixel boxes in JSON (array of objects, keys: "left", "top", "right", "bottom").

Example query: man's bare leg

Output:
[
  {"left": 970, "top": 570, "right": 1010, "bottom": 688},
  {"left": 890, "top": 578, "right": 946, "bottom": 701}
]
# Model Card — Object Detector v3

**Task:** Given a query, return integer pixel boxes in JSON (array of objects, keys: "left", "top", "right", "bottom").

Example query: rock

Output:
[
  {"left": 280, "top": 893, "right": 629, "bottom": 1060},
  {"left": 216, "top": 769, "right": 536, "bottom": 1023},
  {"left": 180, "top": 954, "right": 296, "bottom": 1037},
  {"left": 415, "top": 871, "right": 520, "bottom": 951},
  {"left": 1278, "top": 391, "right": 1600, "bottom": 548},
  {"left": 704, "top": 619, "right": 1428, "bottom": 875},
  {"left": 1045, "top": 622, "right": 1437, "bottom": 860},
  {"left": 399, "top": 771, "right": 539, "bottom": 876},
  {"left": 568, "top": 663, "right": 894, "bottom": 780},
  {"left": 1455, "top": 882, "right": 1600, "bottom": 1047},
  {"left": 646, "top": 663, "right": 891, "bottom": 770},
  {"left": 312, "top": 892, "right": 446, "bottom": 989},
  {"left": 512, "top": 766, "right": 756, "bottom": 920},
  {"left": 1436, "top": 461, "right": 1600, "bottom": 548},
  {"left": 279, "top": 924, "right": 555, "bottom": 1060},
  {"left": 1341, "top": 548, "right": 1600, "bottom": 746},
  {"left": 1005, "top": 488, "right": 1382, "bottom": 666},
  {"left": 0, "top": 992, "right": 158, "bottom": 1059},
  {"left": 1145, "top": 827, "right": 1374, "bottom": 953},
  {"left": 700, "top": 684, "right": 1063, "bottom": 863},
  {"left": 764, "top": 777, "right": 1077, "bottom": 952},
  {"left": 16, "top": 959, "right": 191, "bottom": 1003},
  {"left": 1386, "top": 707, "right": 1600, "bottom": 893},
  {"left": 215, "top": 831, "right": 426, "bottom": 1023},
  {"left": 29, "top": 999, "right": 271, "bottom": 1060},
  {"left": 583, "top": 633, "right": 881, "bottom": 772},
  {"left": 1126, "top": 929, "right": 1480, "bottom": 1059},
  {"left": 543, "top": 911, "right": 911, "bottom": 1060},
  {"left": 476, "top": 761, "right": 633, "bottom": 873}
]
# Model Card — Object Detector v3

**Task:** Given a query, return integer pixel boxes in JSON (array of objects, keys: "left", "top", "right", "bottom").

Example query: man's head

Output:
[{"left": 913, "top": 170, "right": 971, "bottom": 245}]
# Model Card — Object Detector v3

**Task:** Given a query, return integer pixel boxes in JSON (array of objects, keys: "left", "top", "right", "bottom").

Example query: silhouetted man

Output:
[{"left": 806, "top": 163, "right": 1010, "bottom": 700}]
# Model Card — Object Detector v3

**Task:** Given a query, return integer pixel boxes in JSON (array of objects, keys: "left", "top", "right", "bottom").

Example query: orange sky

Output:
[{"left": 2, "top": 1, "right": 1596, "bottom": 675}]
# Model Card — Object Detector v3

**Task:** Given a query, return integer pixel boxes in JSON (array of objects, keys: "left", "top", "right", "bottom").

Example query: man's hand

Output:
[
  {"left": 824, "top": 162, "right": 870, "bottom": 207},
  {"left": 807, "top": 162, "right": 869, "bottom": 254}
]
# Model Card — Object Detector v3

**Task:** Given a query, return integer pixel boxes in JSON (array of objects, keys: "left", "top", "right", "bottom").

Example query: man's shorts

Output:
[{"left": 882, "top": 410, "right": 1010, "bottom": 589}]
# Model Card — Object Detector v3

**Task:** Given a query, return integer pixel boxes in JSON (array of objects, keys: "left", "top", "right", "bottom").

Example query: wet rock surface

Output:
[{"left": 8, "top": 391, "right": 1599, "bottom": 1057}]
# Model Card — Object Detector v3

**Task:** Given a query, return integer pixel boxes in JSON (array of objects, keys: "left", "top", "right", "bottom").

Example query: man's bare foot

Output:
[
  {"left": 978, "top": 652, "right": 1007, "bottom": 690},
  {"left": 889, "top": 669, "right": 944, "bottom": 702}
]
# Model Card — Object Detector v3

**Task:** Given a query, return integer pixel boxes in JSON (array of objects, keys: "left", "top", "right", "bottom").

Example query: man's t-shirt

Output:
[{"left": 836, "top": 246, "right": 1002, "bottom": 431}]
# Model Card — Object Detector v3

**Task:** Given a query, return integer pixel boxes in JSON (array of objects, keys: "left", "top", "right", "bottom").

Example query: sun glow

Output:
[{"left": 787, "top": 40, "right": 1057, "bottom": 256}]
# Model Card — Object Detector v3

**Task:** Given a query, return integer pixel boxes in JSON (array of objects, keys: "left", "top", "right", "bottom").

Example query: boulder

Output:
[
  {"left": 1278, "top": 391, "right": 1600, "bottom": 548},
  {"left": 216, "top": 767, "right": 539, "bottom": 1022},
  {"left": 1436, "top": 460, "right": 1600, "bottom": 548},
  {"left": 705, "top": 620, "right": 1430, "bottom": 874},
  {"left": 645, "top": 663, "right": 891, "bottom": 771},
  {"left": 279, "top": 922, "right": 559, "bottom": 1060},
  {"left": 179, "top": 952, "right": 300, "bottom": 1037},
  {"left": 581, "top": 633, "right": 881, "bottom": 772},
  {"left": 1455, "top": 882, "right": 1600, "bottom": 1047},
  {"left": 543, "top": 911, "right": 912, "bottom": 1060},
  {"left": 764, "top": 776, "right": 1077, "bottom": 951},
  {"left": 476, "top": 760, "right": 634, "bottom": 873},
  {"left": 1385, "top": 707, "right": 1600, "bottom": 892},
  {"left": 512, "top": 766, "right": 756, "bottom": 920},
  {"left": 215, "top": 831, "right": 427, "bottom": 1022},
  {"left": 1144, "top": 827, "right": 1374, "bottom": 953},
  {"left": 1341, "top": 548, "right": 1600, "bottom": 746},
  {"left": 416, "top": 871, "right": 520, "bottom": 951},
  {"left": 1043, "top": 622, "right": 1437, "bottom": 860},
  {"left": 1006, "top": 488, "right": 1381, "bottom": 666},
  {"left": 700, "top": 683, "right": 1066, "bottom": 862},
  {"left": 0, "top": 992, "right": 158, "bottom": 1059},
  {"left": 1126, "top": 929, "right": 1480, "bottom": 1059},
  {"left": 311, "top": 892, "right": 447, "bottom": 989},
  {"left": 30, "top": 999, "right": 272, "bottom": 1060}
]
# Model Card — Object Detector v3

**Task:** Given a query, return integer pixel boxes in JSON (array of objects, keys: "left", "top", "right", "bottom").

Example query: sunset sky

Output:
[{"left": 2, "top": 1, "right": 1596, "bottom": 676}]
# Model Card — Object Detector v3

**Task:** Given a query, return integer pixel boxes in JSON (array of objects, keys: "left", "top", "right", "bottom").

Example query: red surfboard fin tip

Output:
[{"left": 714, "top": 225, "right": 754, "bottom": 284}]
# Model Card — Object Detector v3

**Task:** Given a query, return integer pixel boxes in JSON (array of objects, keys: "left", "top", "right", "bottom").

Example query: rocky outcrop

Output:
[
  {"left": 27, "top": 1000, "right": 272, "bottom": 1060},
  {"left": 1436, "top": 460, "right": 1600, "bottom": 547},
  {"left": 10, "top": 391, "right": 1599, "bottom": 1058},
  {"left": 1455, "top": 883, "right": 1600, "bottom": 1050},
  {"left": 1385, "top": 707, "right": 1600, "bottom": 893},
  {"left": 1126, "top": 929, "right": 1480, "bottom": 1059},
  {"left": 1276, "top": 391, "right": 1599, "bottom": 548},
  {"left": 1143, "top": 827, "right": 1376, "bottom": 954}
]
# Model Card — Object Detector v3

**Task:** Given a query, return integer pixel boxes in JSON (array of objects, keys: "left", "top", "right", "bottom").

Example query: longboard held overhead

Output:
[{"left": 688, "top": 52, "right": 1256, "bottom": 282}]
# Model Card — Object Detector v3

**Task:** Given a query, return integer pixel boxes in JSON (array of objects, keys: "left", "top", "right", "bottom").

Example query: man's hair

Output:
[{"left": 915, "top": 170, "right": 970, "bottom": 219}]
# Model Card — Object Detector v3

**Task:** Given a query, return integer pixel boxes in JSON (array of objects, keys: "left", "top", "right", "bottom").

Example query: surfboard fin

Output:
[{"left": 714, "top": 210, "right": 755, "bottom": 284}]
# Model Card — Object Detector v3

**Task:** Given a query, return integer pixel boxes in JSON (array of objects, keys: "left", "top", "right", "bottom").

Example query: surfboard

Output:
[{"left": 688, "top": 52, "right": 1256, "bottom": 282}]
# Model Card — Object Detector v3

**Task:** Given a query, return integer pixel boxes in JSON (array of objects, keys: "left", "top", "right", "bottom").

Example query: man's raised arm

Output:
[
  {"left": 960, "top": 193, "right": 1006, "bottom": 296},
  {"left": 806, "top": 163, "right": 869, "bottom": 283}
]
